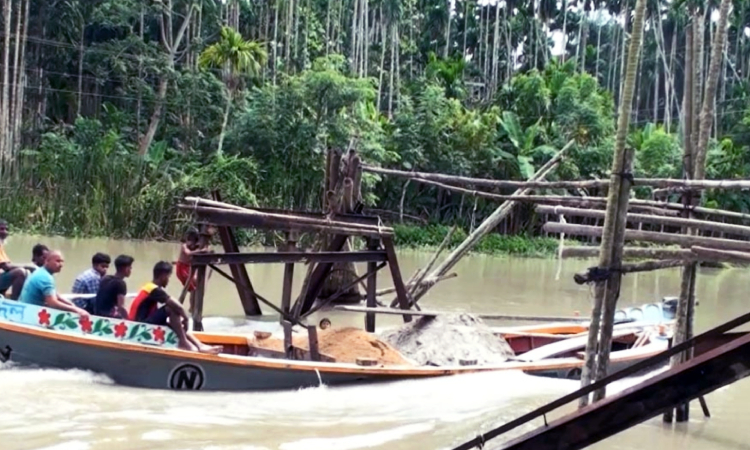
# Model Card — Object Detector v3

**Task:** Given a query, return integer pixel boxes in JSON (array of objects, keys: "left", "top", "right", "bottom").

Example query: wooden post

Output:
[
  {"left": 280, "top": 232, "right": 296, "bottom": 321},
  {"left": 581, "top": 0, "right": 647, "bottom": 406},
  {"left": 210, "top": 191, "right": 262, "bottom": 316},
  {"left": 382, "top": 237, "right": 412, "bottom": 322},
  {"left": 365, "top": 237, "right": 379, "bottom": 332},
  {"left": 192, "top": 265, "right": 207, "bottom": 332},
  {"left": 307, "top": 325, "right": 320, "bottom": 361},
  {"left": 283, "top": 320, "right": 293, "bottom": 360}
]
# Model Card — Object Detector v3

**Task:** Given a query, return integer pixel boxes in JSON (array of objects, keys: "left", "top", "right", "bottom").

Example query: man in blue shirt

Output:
[
  {"left": 19, "top": 250, "right": 89, "bottom": 317},
  {"left": 71, "top": 252, "right": 110, "bottom": 312}
]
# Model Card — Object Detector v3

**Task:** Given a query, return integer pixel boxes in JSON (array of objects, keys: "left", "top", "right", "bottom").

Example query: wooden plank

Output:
[
  {"left": 382, "top": 237, "right": 412, "bottom": 322},
  {"left": 211, "top": 191, "right": 262, "bottom": 316},
  {"left": 191, "top": 250, "right": 388, "bottom": 266},
  {"left": 333, "top": 306, "right": 585, "bottom": 323},
  {"left": 496, "top": 332, "right": 750, "bottom": 450},
  {"left": 365, "top": 238, "right": 379, "bottom": 332}
]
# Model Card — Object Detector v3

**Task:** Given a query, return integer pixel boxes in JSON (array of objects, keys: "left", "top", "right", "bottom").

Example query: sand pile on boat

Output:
[
  {"left": 379, "top": 313, "right": 515, "bottom": 366},
  {"left": 252, "top": 327, "right": 412, "bottom": 366}
]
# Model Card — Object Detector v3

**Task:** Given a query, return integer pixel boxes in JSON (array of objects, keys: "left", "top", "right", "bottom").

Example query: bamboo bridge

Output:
[{"left": 449, "top": 312, "right": 750, "bottom": 450}]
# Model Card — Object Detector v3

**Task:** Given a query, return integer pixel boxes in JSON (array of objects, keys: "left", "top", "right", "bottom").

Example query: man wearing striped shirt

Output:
[{"left": 71, "top": 253, "right": 111, "bottom": 312}]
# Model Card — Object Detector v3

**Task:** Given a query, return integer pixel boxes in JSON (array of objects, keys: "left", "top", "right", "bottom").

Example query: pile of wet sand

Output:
[
  {"left": 379, "top": 313, "right": 515, "bottom": 366},
  {"left": 252, "top": 327, "right": 412, "bottom": 366}
]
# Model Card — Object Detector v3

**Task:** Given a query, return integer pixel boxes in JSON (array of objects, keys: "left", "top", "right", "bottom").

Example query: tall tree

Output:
[{"left": 199, "top": 26, "right": 267, "bottom": 155}]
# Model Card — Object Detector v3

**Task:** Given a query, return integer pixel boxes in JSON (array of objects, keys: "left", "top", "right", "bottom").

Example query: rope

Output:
[{"left": 555, "top": 212, "right": 566, "bottom": 281}]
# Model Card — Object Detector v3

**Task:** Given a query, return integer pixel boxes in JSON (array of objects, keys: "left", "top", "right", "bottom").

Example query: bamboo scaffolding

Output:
[
  {"left": 536, "top": 205, "right": 750, "bottom": 237},
  {"left": 544, "top": 222, "right": 750, "bottom": 253},
  {"left": 362, "top": 166, "right": 750, "bottom": 191},
  {"left": 410, "top": 140, "right": 575, "bottom": 303}
]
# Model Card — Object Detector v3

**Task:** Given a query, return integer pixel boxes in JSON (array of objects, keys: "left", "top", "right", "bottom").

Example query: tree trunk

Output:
[
  {"left": 694, "top": 0, "right": 731, "bottom": 180},
  {"left": 579, "top": 0, "right": 647, "bottom": 406},
  {"left": 1, "top": 0, "right": 12, "bottom": 168},
  {"left": 138, "top": 3, "right": 194, "bottom": 156},
  {"left": 443, "top": 0, "right": 451, "bottom": 59},
  {"left": 217, "top": 88, "right": 232, "bottom": 155},
  {"left": 76, "top": 19, "right": 84, "bottom": 117}
]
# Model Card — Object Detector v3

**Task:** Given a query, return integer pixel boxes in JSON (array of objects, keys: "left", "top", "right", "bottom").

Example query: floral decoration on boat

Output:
[{"left": 0, "top": 298, "right": 178, "bottom": 347}]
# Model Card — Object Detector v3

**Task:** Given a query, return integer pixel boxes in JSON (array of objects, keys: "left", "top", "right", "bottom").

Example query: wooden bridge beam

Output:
[{"left": 495, "top": 331, "right": 750, "bottom": 450}]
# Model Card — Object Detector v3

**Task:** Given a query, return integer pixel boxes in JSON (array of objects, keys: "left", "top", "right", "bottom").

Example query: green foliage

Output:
[
  {"left": 0, "top": 116, "right": 261, "bottom": 240},
  {"left": 393, "top": 224, "right": 559, "bottom": 257},
  {"left": 631, "top": 123, "right": 682, "bottom": 178}
]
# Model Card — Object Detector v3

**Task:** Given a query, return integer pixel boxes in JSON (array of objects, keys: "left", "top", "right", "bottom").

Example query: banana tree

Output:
[{"left": 498, "top": 110, "right": 557, "bottom": 178}]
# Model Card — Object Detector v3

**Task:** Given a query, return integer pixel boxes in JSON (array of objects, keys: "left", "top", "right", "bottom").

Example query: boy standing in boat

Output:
[
  {"left": 175, "top": 228, "right": 210, "bottom": 314},
  {"left": 18, "top": 250, "right": 90, "bottom": 317},
  {"left": 94, "top": 254, "right": 133, "bottom": 318},
  {"left": 71, "top": 253, "right": 111, "bottom": 312},
  {"left": 129, "top": 261, "right": 221, "bottom": 354}
]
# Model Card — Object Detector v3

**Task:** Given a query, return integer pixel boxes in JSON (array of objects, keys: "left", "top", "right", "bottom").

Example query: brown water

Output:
[{"left": 1, "top": 234, "right": 750, "bottom": 450}]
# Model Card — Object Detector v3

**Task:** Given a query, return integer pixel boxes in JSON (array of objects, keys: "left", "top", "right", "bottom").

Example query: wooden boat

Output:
[{"left": 0, "top": 297, "right": 673, "bottom": 391}]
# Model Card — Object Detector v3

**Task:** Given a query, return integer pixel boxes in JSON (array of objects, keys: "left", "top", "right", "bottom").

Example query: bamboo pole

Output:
[
  {"left": 362, "top": 165, "right": 750, "bottom": 191},
  {"left": 583, "top": 0, "right": 647, "bottom": 406},
  {"left": 536, "top": 205, "right": 750, "bottom": 237},
  {"left": 376, "top": 273, "right": 457, "bottom": 297},
  {"left": 410, "top": 140, "right": 575, "bottom": 303},
  {"left": 545, "top": 222, "right": 750, "bottom": 253},
  {"left": 673, "top": 0, "right": 732, "bottom": 423},
  {"left": 561, "top": 246, "right": 695, "bottom": 260},
  {"left": 183, "top": 197, "right": 389, "bottom": 233},
  {"left": 380, "top": 186, "right": 681, "bottom": 215},
  {"left": 180, "top": 205, "right": 392, "bottom": 237},
  {"left": 573, "top": 259, "right": 688, "bottom": 283},
  {"left": 690, "top": 246, "right": 750, "bottom": 264}
]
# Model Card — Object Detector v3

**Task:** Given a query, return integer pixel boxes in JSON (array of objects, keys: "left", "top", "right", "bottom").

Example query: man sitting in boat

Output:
[
  {"left": 129, "top": 261, "right": 221, "bottom": 354},
  {"left": 31, "top": 244, "right": 49, "bottom": 269},
  {"left": 0, "top": 220, "right": 34, "bottom": 300},
  {"left": 18, "top": 250, "right": 90, "bottom": 317},
  {"left": 71, "top": 252, "right": 111, "bottom": 313},
  {"left": 93, "top": 254, "right": 133, "bottom": 318}
]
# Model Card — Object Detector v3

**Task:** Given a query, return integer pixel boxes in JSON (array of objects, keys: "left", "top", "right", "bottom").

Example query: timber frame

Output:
[{"left": 177, "top": 191, "right": 414, "bottom": 361}]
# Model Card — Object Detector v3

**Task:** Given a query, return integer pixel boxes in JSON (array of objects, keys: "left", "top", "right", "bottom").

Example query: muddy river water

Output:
[{"left": 1, "top": 235, "right": 749, "bottom": 450}]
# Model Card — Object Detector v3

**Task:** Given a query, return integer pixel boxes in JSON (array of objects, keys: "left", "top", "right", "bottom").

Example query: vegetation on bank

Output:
[
  {"left": 1, "top": 1, "right": 749, "bottom": 249},
  {"left": 392, "top": 225, "right": 560, "bottom": 257}
]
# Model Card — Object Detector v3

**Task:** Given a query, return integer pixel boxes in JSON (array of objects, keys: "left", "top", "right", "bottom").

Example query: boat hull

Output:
[{"left": 0, "top": 325, "right": 427, "bottom": 391}]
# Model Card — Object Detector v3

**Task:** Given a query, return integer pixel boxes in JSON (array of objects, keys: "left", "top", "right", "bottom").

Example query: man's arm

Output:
[{"left": 44, "top": 294, "right": 89, "bottom": 316}]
